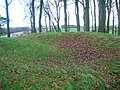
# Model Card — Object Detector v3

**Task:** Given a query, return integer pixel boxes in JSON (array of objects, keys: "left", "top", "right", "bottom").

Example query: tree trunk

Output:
[
  {"left": 68, "top": 11, "right": 70, "bottom": 32},
  {"left": 48, "top": 15, "right": 51, "bottom": 32},
  {"left": 115, "top": 25, "right": 117, "bottom": 35},
  {"left": 93, "top": 0, "right": 96, "bottom": 32},
  {"left": 39, "top": 0, "right": 43, "bottom": 32},
  {"left": 118, "top": 14, "right": 120, "bottom": 35},
  {"left": 57, "top": 22, "right": 61, "bottom": 32},
  {"left": 75, "top": 0, "right": 80, "bottom": 32},
  {"left": 30, "top": 17, "right": 33, "bottom": 33},
  {"left": 98, "top": 0, "right": 106, "bottom": 33},
  {"left": 29, "top": 6, "right": 33, "bottom": 33},
  {"left": 112, "top": 10, "right": 114, "bottom": 35},
  {"left": 107, "top": 11, "right": 110, "bottom": 33},
  {"left": 52, "top": 22, "right": 57, "bottom": 32},
  {"left": 32, "top": 0, "right": 36, "bottom": 33},
  {"left": 106, "top": 0, "right": 112, "bottom": 33},
  {"left": 85, "top": 0, "right": 89, "bottom": 31},
  {"left": 90, "top": 0, "right": 93, "bottom": 32},
  {"left": 56, "top": 1, "right": 61, "bottom": 32},
  {"left": 64, "top": 0, "right": 67, "bottom": 32},
  {"left": 118, "top": 2, "right": 120, "bottom": 35},
  {"left": 115, "top": 0, "right": 120, "bottom": 35},
  {"left": 5, "top": 0, "right": 10, "bottom": 37},
  {"left": 83, "top": 7, "right": 86, "bottom": 31},
  {"left": 45, "top": 16, "right": 48, "bottom": 32}
]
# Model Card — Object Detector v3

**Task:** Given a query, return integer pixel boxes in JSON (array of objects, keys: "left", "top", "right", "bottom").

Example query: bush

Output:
[{"left": 0, "top": 29, "right": 7, "bottom": 36}]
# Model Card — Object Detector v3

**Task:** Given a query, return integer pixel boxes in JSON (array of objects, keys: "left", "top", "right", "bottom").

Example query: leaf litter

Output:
[{"left": 0, "top": 32, "right": 120, "bottom": 89}]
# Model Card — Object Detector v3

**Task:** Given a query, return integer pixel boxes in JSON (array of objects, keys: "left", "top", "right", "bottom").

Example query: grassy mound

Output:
[{"left": 0, "top": 32, "right": 120, "bottom": 90}]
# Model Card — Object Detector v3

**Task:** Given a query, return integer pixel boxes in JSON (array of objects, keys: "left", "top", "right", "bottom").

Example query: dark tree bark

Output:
[
  {"left": 80, "top": 0, "right": 89, "bottom": 31},
  {"left": 112, "top": 10, "right": 115, "bottom": 35},
  {"left": 5, "top": 0, "right": 11, "bottom": 37},
  {"left": 93, "top": 0, "right": 97, "bottom": 32},
  {"left": 115, "top": 25, "right": 117, "bottom": 35},
  {"left": 39, "top": 0, "right": 43, "bottom": 32},
  {"left": 48, "top": 15, "right": 51, "bottom": 32},
  {"left": 64, "top": 0, "right": 67, "bottom": 32},
  {"left": 106, "top": 0, "right": 112, "bottom": 33},
  {"left": 75, "top": 0, "right": 80, "bottom": 32},
  {"left": 32, "top": 0, "right": 36, "bottom": 33},
  {"left": 115, "top": 0, "right": 120, "bottom": 35},
  {"left": 98, "top": 0, "right": 106, "bottom": 33},
  {"left": 85, "top": 0, "right": 90, "bottom": 31},
  {"left": 55, "top": 0, "right": 61, "bottom": 32}
]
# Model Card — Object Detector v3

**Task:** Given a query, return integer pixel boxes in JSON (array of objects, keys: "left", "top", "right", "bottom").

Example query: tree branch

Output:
[
  {"left": 78, "top": 0, "right": 84, "bottom": 6},
  {"left": 0, "top": 5, "right": 6, "bottom": 9},
  {"left": 115, "top": 0, "right": 119, "bottom": 12},
  {"left": 8, "top": 0, "right": 13, "bottom": 5}
]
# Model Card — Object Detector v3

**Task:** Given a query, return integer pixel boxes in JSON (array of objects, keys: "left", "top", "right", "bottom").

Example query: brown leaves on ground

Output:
[
  {"left": 53, "top": 33, "right": 120, "bottom": 89},
  {"left": 1, "top": 33, "right": 120, "bottom": 89},
  {"left": 54, "top": 33, "right": 120, "bottom": 62}
]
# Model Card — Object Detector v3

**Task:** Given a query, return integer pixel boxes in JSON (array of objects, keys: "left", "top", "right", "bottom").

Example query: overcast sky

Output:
[
  {"left": 0, "top": 0, "right": 85, "bottom": 28},
  {"left": 0, "top": 0, "right": 30, "bottom": 27},
  {"left": 0, "top": 0, "right": 117, "bottom": 28}
]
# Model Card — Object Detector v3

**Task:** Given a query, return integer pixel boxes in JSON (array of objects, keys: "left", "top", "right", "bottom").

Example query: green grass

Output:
[
  {"left": 0, "top": 32, "right": 120, "bottom": 90},
  {"left": 61, "top": 27, "right": 119, "bottom": 36},
  {"left": 61, "top": 28, "right": 84, "bottom": 32}
]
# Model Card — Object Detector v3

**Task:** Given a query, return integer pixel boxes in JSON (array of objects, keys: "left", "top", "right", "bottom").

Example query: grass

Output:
[
  {"left": 61, "top": 28, "right": 84, "bottom": 32},
  {"left": 0, "top": 32, "right": 120, "bottom": 90},
  {"left": 61, "top": 27, "right": 119, "bottom": 35}
]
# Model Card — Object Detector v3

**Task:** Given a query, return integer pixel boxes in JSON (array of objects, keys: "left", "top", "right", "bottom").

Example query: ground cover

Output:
[{"left": 0, "top": 32, "right": 120, "bottom": 90}]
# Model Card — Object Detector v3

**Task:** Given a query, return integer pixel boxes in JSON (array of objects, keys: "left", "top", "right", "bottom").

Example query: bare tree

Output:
[
  {"left": 98, "top": 0, "right": 106, "bottom": 32},
  {"left": 29, "top": 4, "right": 33, "bottom": 33},
  {"left": 112, "top": 9, "right": 115, "bottom": 34},
  {"left": 79, "top": 0, "right": 89, "bottom": 31},
  {"left": 39, "top": 0, "right": 43, "bottom": 32},
  {"left": 53, "top": 0, "right": 62, "bottom": 32},
  {"left": 93, "top": 0, "right": 97, "bottom": 32},
  {"left": 19, "top": 0, "right": 37, "bottom": 33},
  {"left": 25, "top": 2, "right": 33, "bottom": 33},
  {"left": 85, "top": 0, "right": 90, "bottom": 31},
  {"left": 90, "top": 0, "right": 93, "bottom": 31},
  {"left": 75, "top": 0, "right": 80, "bottom": 32},
  {"left": 43, "top": 0, "right": 62, "bottom": 32},
  {"left": 106, "top": 0, "right": 112, "bottom": 33},
  {"left": 32, "top": 0, "right": 36, "bottom": 33},
  {"left": 67, "top": 9, "right": 70, "bottom": 32},
  {"left": 115, "top": 0, "right": 120, "bottom": 35},
  {"left": 5, "top": 0, "right": 12, "bottom": 37},
  {"left": 64, "top": 0, "right": 67, "bottom": 32},
  {"left": 43, "top": 0, "right": 52, "bottom": 32},
  {"left": 45, "top": 15, "right": 48, "bottom": 32}
]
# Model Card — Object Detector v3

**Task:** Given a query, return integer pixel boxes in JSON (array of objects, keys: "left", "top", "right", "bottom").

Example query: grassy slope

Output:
[{"left": 0, "top": 32, "right": 120, "bottom": 90}]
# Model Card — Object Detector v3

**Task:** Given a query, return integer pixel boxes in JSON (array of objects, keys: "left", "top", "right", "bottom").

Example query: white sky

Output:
[
  {"left": 0, "top": 0, "right": 85, "bottom": 27},
  {"left": 0, "top": 0, "right": 30, "bottom": 27},
  {"left": 0, "top": 0, "right": 118, "bottom": 28}
]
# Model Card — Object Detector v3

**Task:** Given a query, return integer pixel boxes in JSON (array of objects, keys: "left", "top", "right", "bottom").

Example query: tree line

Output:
[{"left": 1, "top": 0, "right": 120, "bottom": 37}]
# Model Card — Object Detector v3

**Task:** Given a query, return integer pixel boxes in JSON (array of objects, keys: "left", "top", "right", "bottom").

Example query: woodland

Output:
[{"left": 0, "top": 0, "right": 120, "bottom": 90}]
